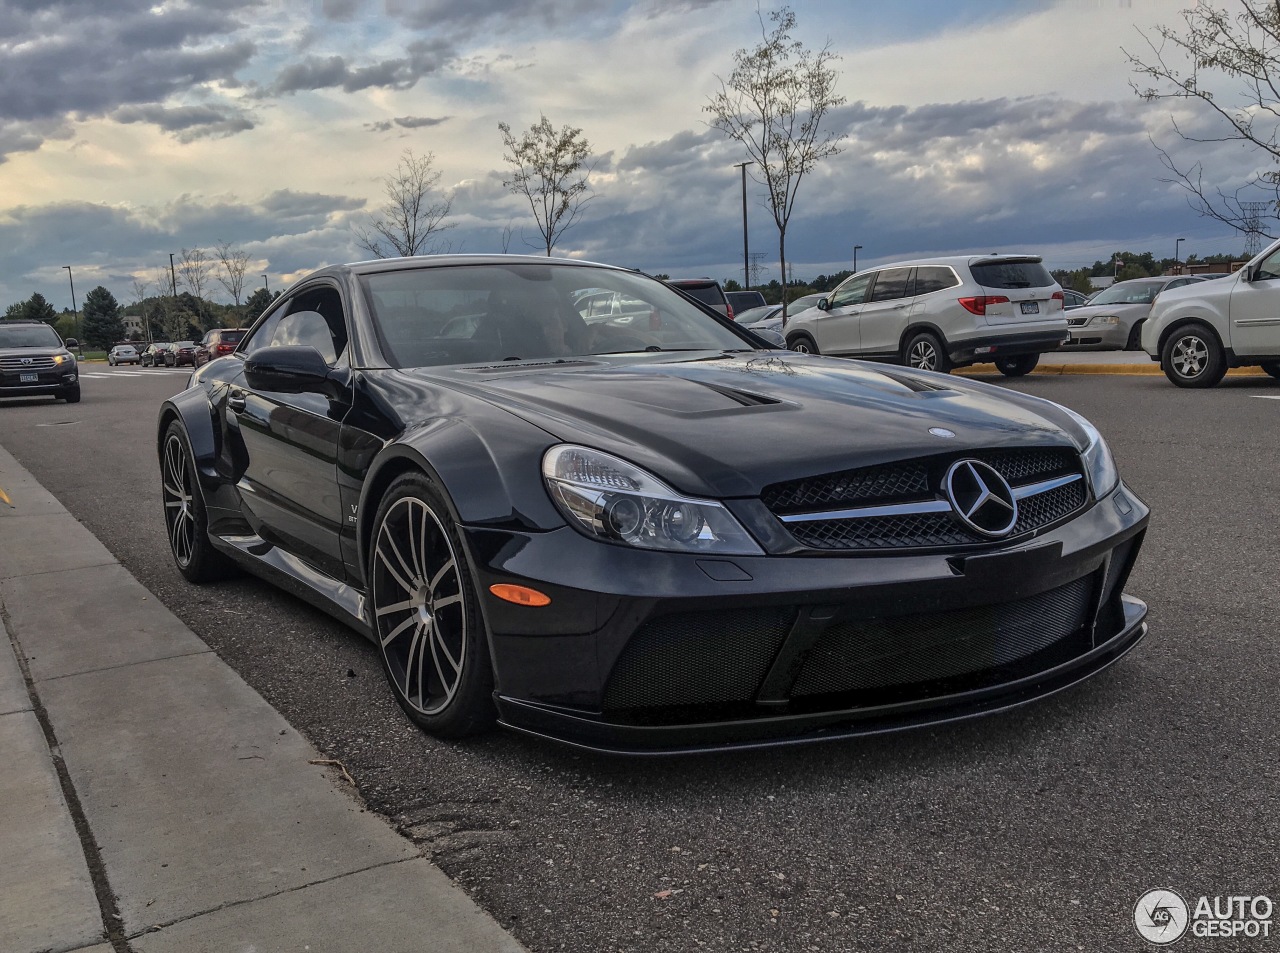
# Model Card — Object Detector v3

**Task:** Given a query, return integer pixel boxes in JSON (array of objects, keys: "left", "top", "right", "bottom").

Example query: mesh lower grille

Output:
[
  {"left": 791, "top": 576, "right": 1093, "bottom": 697},
  {"left": 602, "top": 607, "right": 794, "bottom": 711}
]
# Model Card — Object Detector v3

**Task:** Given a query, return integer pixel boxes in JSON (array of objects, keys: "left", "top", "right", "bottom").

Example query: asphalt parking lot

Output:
[{"left": 1, "top": 364, "right": 1278, "bottom": 952}]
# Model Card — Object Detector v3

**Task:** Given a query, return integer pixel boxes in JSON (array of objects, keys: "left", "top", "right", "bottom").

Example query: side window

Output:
[
  {"left": 1255, "top": 248, "right": 1280, "bottom": 281},
  {"left": 240, "top": 285, "right": 349, "bottom": 365},
  {"left": 869, "top": 267, "right": 911, "bottom": 302},
  {"left": 828, "top": 273, "right": 873, "bottom": 309},
  {"left": 914, "top": 267, "right": 960, "bottom": 296}
]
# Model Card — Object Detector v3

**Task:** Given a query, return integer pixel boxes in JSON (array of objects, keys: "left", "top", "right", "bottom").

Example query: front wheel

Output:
[
  {"left": 1161, "top": 323, "right": 1226, "bottom": 388},
  {"left": 368, "top": 473, "right": 495, "bottom": 739},
  {"left": 1125, "top": 320, "right": 1145, "bottom": 351},
  {"left": 994, "top": 353, "right": 1039, "bottom": 377},
  {"left": 788, "top": 334, "right": 819, "bottom": 355},
  {"left": 161, "top": 421, "right": 235, "bottom": 582},
  {"left": 903, "top": 332, "right": 952, "bottom": 373},
  {"left": 61, "top": 385, "right": 81, "bottom": 404}
]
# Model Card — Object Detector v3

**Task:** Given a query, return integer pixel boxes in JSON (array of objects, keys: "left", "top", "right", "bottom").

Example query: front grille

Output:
[
  {"left": 766, "top": 447, "right": 1087, "bottom": 552},
  {"left": 791, "top": 575, "right": 1093, "bottom": 697},
  {"left": 602, "top": 607, "right": 795, "bottom": 711},
  {"left": 0, "top": 356, "right": 57, "bottom": 370},
  {"left": 1067, "top": 316, "right": 1089, "bottom": 327}
]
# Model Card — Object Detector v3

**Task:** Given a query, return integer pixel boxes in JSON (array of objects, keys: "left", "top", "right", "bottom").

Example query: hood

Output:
[
  {"left": 413, "top": 353, "right": 1084, "bottom": 498},
  {"left": 1068, "top": 301, "right": 1151, "bottom": 319}
]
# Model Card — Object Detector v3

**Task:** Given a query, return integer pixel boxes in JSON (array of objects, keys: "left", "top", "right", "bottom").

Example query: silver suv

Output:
[{"left": 784, "top": 255, "right": 1068, "bottom": 376}]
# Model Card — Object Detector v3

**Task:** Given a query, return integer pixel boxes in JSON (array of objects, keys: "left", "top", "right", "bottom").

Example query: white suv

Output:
[
  {"left": 784, "top": 255, "right": 1068, "bottom": 376},
  {"left": 1141, "top": 238, "right": 1280, "bottom": 387}
]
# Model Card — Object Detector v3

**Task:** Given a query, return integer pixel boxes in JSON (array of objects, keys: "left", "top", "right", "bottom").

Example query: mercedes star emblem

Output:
[{"left": 943, "top": 459, "right": 1018, "bottom": 537}]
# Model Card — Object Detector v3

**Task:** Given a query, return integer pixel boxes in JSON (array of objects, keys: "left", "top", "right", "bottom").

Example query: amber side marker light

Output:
[{"left": 489, "top": 584, "right": 552, "bottom": 607}]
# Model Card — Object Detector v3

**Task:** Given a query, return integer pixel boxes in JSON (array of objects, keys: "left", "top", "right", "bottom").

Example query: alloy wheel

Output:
[
  {"left": 909, "top": 339, "right": 938, "bottom": 371},
  {"left": 371, "top": 497, "right": 468, "bottom": 716},
  {"left": 162, "top": 434, "right": 196, "bottom": 567},
  {"left": 1170, "top": 334, "right": 1208, "bottom": 379}
]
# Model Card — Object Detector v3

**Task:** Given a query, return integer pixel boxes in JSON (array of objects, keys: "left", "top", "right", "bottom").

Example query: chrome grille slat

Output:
[{"left": 0, "top": 356, "right": 57, "bottom": 370}]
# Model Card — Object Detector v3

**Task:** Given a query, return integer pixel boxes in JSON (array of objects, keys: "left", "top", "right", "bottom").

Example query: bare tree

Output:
[
  {"left": 130, "top": 275, "right": 152, "bottom": 341},
  {"left": 355, "top": 149, "right": 456, "bottom": 258},
  {"left": 177, "top": 247, "right": 214, "bottom": 329},
  {"left": 1127, "top": 0, "right": 1280, "bottom": 238},
  {"left": 215, "top": 241, "right": 251, "bottom": 308},
  {"left": 499, "top": 115, "right": 594, "bottom": 256},
  {"left": 705, "top": 6, "right": 846, "bottom": 316}
]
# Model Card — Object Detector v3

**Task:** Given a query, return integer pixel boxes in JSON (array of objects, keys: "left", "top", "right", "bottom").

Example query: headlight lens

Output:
[
  {"left": 1062, "top": 407, "right": 1119, "bottom": 497},
  {"left": 53, "top": 352, "right": 75, "bottom": 365},
  {"left": 1090, "top": 314, "right": 1120, "bottom": 326},
  {"left": 542, "top": 445, "right": 763, "bottom": 555}
]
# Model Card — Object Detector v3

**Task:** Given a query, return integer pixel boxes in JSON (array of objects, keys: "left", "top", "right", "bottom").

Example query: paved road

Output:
[{"left": 2, "top": 366, "right": 1278, "bottom": 952}]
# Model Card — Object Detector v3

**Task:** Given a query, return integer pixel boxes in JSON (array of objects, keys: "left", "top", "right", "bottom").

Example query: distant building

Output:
[{"left": 1089, "top": 276, "right": 1115, "bottom": 290}]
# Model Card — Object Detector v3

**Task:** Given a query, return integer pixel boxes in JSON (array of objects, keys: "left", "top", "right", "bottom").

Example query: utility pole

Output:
[
  {"left": 1175, "top": 237, "right": 1185, "bottom": 274},
  {"left": 263, "top": 274, "right": 269, "bottom": 294},
  {"left": 169, "top": 253, "right": 178, "bottom": 297},
  {"left": 63, "top": 265, "right": 80, "bottom": 350},
  {"left": 853, "top": 244, "right": 863, "bottom": 274},
  {"left": 734, "top": 162, "right": 750, "bottom": 289}
]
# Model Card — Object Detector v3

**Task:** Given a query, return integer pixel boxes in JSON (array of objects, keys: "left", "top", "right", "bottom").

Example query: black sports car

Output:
[{"left": 157, "top": 255, "right": 1149, "bottom": 753}]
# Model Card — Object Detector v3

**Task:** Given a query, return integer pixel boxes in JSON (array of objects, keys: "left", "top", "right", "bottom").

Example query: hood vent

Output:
[{"left": 694, "top": 381, "right": 782, "bottom": 407}]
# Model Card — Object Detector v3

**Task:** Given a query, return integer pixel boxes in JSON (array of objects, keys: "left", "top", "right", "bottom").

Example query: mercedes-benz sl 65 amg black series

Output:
[{"left": 157, "top": 256, "right": 1149, "bottom": 754}]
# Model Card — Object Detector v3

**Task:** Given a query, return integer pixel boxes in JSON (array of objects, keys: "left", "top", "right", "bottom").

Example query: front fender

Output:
[{"left": 157, "top": 387, "right": 221, "bottom": 493}]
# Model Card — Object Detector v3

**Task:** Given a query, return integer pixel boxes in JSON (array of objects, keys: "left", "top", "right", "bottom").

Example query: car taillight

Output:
[
  {"left": 958, "top": 295, "right": 1011, "bottom": 315},
  {"left": 1050, "top": 291, "right": 1064, "bottom": 311}
]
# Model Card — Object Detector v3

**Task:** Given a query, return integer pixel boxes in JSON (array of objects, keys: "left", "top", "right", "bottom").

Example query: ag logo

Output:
[{"left": 1134, "top": 889, "right": 1189, "bottom": 945}]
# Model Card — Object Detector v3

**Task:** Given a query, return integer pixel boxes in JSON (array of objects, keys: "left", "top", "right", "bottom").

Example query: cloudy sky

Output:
[{"left": 0, "top": 0, "right": 1267, "bottom": 309}]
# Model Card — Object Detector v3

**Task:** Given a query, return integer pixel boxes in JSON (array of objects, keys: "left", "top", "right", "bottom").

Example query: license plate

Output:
[
  {"left": 1020, "top": 301, "right": 1039, "bottom": 315},
  {"left": 19, "top": 372, "right": 37, "bottom": 383}
]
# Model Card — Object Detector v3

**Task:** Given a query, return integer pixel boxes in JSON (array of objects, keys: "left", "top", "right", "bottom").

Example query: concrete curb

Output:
[
  {"left": 0, "top": 442, "right": 526, "bottom": 953},
  {"left": 959, "top": 362, "right": 1267, "bottom": 377}
]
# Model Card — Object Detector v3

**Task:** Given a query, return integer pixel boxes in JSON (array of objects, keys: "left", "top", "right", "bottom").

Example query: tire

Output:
[
  {"left": 994, "top": 353, "right": 1039, "bottom": 377},
  {"left": 903, "top": 331, "right": 952, "bottom": 373},
  {"left": 161, "top": 420, "right": 235, "bottom": 582},
  {"left": 1161, "top": 323, "right": 1227, "bottom": 388},
  {"left": 61, "top": 385, "right": 81, "bottom": 403},
  {"left": 1125, "top": 320, "right": 1144, "bottom": 351},
  {"left": 1261, "top": 361, "right": 1280, "bottom": 380},
  {"left": 788, "top": 334, "right": 819, "bottom": 355},
  {"left": 108, "top": 357, "right": 115, "bottom": 366},
  {"left": 367, "top": 472, "right": 495, "bottom": 739}
]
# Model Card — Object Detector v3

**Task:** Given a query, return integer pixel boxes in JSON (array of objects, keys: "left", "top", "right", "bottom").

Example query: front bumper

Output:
[
  {"left": 0, "top": 370, "right": 78, "bottom": 397},
  {"left": 465, "top": 482, "right": 1150, "bottom": 754},
  {"left": 1060, "top": 323, "right": 1128, "bottom": 350}
]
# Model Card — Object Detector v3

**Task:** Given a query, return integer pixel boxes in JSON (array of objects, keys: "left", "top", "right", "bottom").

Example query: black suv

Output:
[
  {"left": 0, "top": 321, "right": 80, "bottom": 403},
  {"left": 666, "top": 278, "right": 733, "bottom": 319}
]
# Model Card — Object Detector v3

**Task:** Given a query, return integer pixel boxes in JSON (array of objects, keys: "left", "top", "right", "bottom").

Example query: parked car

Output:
[
  {"left": 736, "top": 294, "right": 826, "bottom": 337},
  {"left": 734, "top": 304, "right": 782, "bottom": 326},
  {"left": 1061, "top": 289, "right": 1090, "bottom": 310},
  {"left": 140, "top": 343, "right": 171, "bottom": 367},
  {"left": 194, "top": 328, "right": 248, "bottom": 367},
  {"left": 725, "top": 290, "right": 767, "bottom": 315},
  {"left": 108, "top": 344, "right": 140, "bottom": 366},
  {"left": 1142, "top": 237, "right": 1280, "bottom": 387},
  {"left": 0, "top": 320, "right": 80, "bottom": 402},
  {"left": 785, "top": 255, "right": 1069, "bottom": 376},
  {"left": 666, "top": 278, "right": 733, "bottom": 319},
  {"left": 158, "top": 254, "right": 1149, "bottom": 752},
  {"left": 163, "top": 341, "right": 198, "bottom": 367},
  {"left": 1061, "top": 275, "right": 1208, "bottom": 351}
]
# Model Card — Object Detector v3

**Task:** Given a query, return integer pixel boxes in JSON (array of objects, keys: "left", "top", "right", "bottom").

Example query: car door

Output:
[
  {"left": 856, "top": 267, "right": 913, "bottom": 356},
  {"left": 1229, "top": 248, "right": 1280, "bottom": 355},
  {"left": 228, "top": 282, "right": 353, "bottom": 581},
  {"left": 814, "top": 272, "right": 873, "bottom": 354}
]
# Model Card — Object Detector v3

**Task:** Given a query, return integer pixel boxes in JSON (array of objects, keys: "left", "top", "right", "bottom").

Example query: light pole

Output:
[
  {"left": 853, "top": 244, "right": 863, "bottom": 274},
  {"left": 169, "top": 252, "right": 178, "bottom": 298},
  {"left": 733, "top": 162, "right": 750, "bottom": 289},
  {"left": 62, "top": 265, "right": 80, "bottom": 350},
  {"left": 1175, "top": 237, "right": 1186, "bottom": 273},
  {"left": 262, "top": 274, "right": 269, "bottom": 294}
]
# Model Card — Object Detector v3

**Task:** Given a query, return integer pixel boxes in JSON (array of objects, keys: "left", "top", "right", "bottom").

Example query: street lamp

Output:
[
  {"left": 1175, "top": 237, "right": 1186, "bottom": 273},
  {"left": 733, "top": 162, "right": 750, "bottom": 289},
  {"left": 262, "top": 274, "right": 269, "bottom": 294},
  {"left": 62, "top": 265, "right": 80, "bottom": 352},
  {"left": 853, "top": 245, "right": 863, "bottom": 273},
  {"left": 169, "top": 252, "right": 178, "bottom": 297}
]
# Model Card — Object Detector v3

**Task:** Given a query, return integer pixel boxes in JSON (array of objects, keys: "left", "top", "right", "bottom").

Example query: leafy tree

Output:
[
  {"left": 243, "top": 287, "right": 280, "bottom": 323},
  {"left": 81, "top": 286, "right": 125, "bottom": 349},
  {"left": 355, "top": 150, "right": 456, "bottom": 258},
  {"left": 1127, "top": 0, "right": 1280, "bottom": 237},
  {"left": 706, "top": 6, "right": 846, "bottom": 317},
  {"left": 499, "top": 115, "right": 594, "bottom": 255}
]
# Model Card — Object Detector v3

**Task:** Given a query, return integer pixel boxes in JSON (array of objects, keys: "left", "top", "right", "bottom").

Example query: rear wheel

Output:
[
  {"left": 161, "top": 420, "right": 235, "bottom": 582},
  {"left": 368, "top": 473, "right": 495, "bottom": 739},
  {"left": 1161, "top": 323, "right": 1226, "bottom": 388},
  {"left": 1261, "top": 361, "right": 1280, "bottom": 380},
  {"left": 788, "top": 334, "right": 819, "bottom": 355},
  {"left": 994, "top": 353, "right": 1039, "bottom": 377},
  {"left": 903, "top": 331, "right": 952, "bottom": 373},
  {"left": 1125, "top": 320, "right": 1145, "bottom": 351}
]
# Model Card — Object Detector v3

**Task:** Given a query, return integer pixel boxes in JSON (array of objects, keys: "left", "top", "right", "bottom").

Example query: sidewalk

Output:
[{"left": 0, "top": 444, "right": 525, "bottom": 953}]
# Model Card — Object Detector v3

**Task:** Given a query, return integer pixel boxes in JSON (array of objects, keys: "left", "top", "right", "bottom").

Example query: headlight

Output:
[
  {"left": 542, "top": 445, "right": 763, "bottom": 555},
  {"left": 53, "top": 352, "right": 75, "bottom": 365},
  {"left": 1090, "top": 314, "right": 1120, "bottom": 326},
  {"left": 1061, "top": 407, "right": 1119, "bottom": 497}
]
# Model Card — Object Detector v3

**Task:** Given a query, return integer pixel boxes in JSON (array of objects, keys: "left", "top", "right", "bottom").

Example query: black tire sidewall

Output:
[
  {"left": 788, "top": 334, "right": 818, "bottom": 355},
  {"left": 1161, "top": 323, "right": 1226, "bottom": 388},
  {"left": 904, "top": 332, "right": 952, "bottom": 373},
  {"left": 368, "top": 472, "right": 495, "bottom": 738},
  {"left": 162, "top": 420, "right": 233, "bottom": 582}
]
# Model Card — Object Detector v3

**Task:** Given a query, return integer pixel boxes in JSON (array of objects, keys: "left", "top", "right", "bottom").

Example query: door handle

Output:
[{"left": 228, "top": 390, "right": 247, "bottom": 413}]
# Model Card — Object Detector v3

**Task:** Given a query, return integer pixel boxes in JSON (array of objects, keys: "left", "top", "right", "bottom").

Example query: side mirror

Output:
[
  {"left": 244, "top": 346, "right": 345, "bottom": 398},
  {"left": 816, "top": 298, "right": 830, "bottom": 312},
  {"left": 64, "top": 337, "right": 79, "bottom": 348}
]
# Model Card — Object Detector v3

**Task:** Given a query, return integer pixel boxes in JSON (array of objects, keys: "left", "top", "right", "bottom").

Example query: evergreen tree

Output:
[
  {"left": 242, "top": 287, "right": 280, "bottom": 323},
  {"left": 80, "top": 286, "right": 125, "bottom": 349},
  {"left": 7, "top": 292, "right": 59, "bottom": 324}
]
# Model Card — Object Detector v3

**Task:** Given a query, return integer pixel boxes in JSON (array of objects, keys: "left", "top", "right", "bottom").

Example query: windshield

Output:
[
  {"left": 0, "top": 325, "right": 62, "bottom": 348},
  {"left": 1088, "top": 280, "right": 1165, "bottom": 306},
  {"left": 361, "top": 263, "right": 752, "bottom": 368}
]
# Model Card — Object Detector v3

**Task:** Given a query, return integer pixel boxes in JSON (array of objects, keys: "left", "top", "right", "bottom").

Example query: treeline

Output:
[{"left": 1052, "top": 250, "right": 1243, "bottom": 293}]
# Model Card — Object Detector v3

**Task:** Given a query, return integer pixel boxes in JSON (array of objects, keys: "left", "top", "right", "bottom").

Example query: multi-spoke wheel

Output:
[
  {"left": 788, "top": 334, "right": 819, "bottom": 355},
  {"left": 903, "top": 331, "right": 952, "bottom": 374},
  {"left": 369, "top": 473, "right": 494, "bottom": 738},
  {"left": 1161, "top": 322, "right": 1226, "bottom": 388},
  {"left": 161, "top": 420, "right": 234, "bottom": 582}
]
